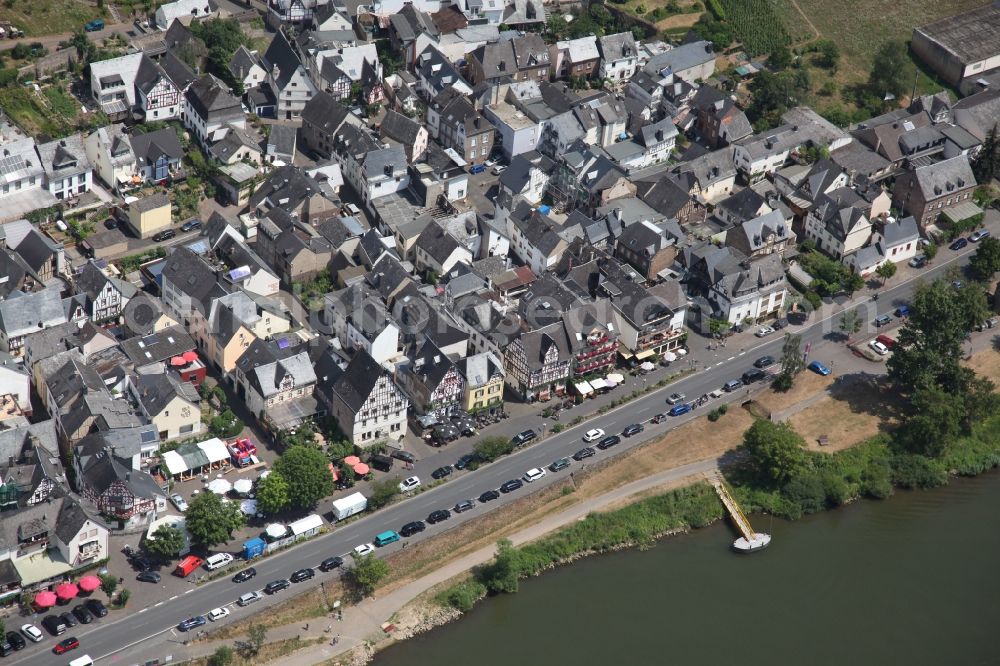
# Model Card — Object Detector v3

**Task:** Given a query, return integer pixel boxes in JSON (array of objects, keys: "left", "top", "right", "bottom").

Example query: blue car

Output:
[
  {"left": 668, "top": 403, "right": 692, "bottom": 416},
  {"left": 808, "top": 360, "right": 831, "bottom": 376},
  {"left": 177, "top": 616, "right": 207, "bottom": 632}
]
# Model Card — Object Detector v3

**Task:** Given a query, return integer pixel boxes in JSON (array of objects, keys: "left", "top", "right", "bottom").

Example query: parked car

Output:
[
  {"left": 427, "top": 509, "right": 451, "bottom": 524},
  {"left": 238, "top": 591, "right": 263, "bottom": 607},
  {"left": 290, "top": 568, "right": 315, "bottom": 583},
  {"left": 582, "top": 428, "right": 605, "bottom": 442},
  {"left": 103, "top": 218, "right": 117, "bottom": 230},
  {"left": 723, "top": 379, "right": 743, "bottom": 392},
  {"left": 431, "top": 466, "right": 453, "bottom": 480},
  {"left": 876, "top": 334, "right": 896, "bottom": 349},
  {"left": 180, "top": 219, "right": 202, "bottom": 232},
  {"left": 41, "top": 615, "right": 66, "bottom": 636},
  {"left": 453, "top": 499, "right": 475, "bottom": 513},
  {"left": 390, "top": 450, "right": 417, "bottom": 464},
  {"left": 352, "top": 544, "right": 375, "bottom": 558},
  {"left": 478, "top": 489, "right": 500, "bottom": 503},
  {"left": 741, "top": 369, "right": 766, "bottom": 384},
  {"left": 5, "top": 631, "right": 25, "bottom": 650},
  {"left": 908, "top": 255, "right": 926, "bottom": 268},
  {"left": 894, "top": 305, "right": 910, "bottom": 318},
  {"left": 319, "top": 557, "right": 344, "bottom": 572},
  {"left": 342, "top": 203, "right": 363, "bottom": 217},
  {"left": 596, "top": 435, "right": 620, "bottom": 450},
  {"left": 398, "top": 476, "right": 421, "bottom": 493},
  {"left": 755, "top": 326, "right": 775, "bottom": 337},
  {"left": 511, "top": 430, "right": 537, "bottom": 446},
  {"left": 970, "top": 229, "right": 990, "bottom": 242},
  {"left": 622, "top": 423, "right": 644, "bottom": 437},
  {"left": 874, "top": 314, "right": 891, "bottom": 327},
  {"left": 949, "top": 237, "right": 968, "bottom": 250},
  {"left": 207, "top": 607, "right": 231, "bottom": 622},
  {"left": 668, "top": 403, "right": 692, "bottom": 417},
  {"left": 72, "top": 606, "right": 94, "bottom": 624},
  {"left": 53, "top": 637, "right": 80, "bottom": 654},
  {"left": 492, "top": 165, "right": 507, "bottom": 175},
  {"left": 137, "top": 571, "right": 161, "bottom": 583},
  {"left": 754, "top": 355, "right": 775, "bottom": 369},
  {"left": 60, "top": 612, "right": 78, "bottom": 628},
  {"left": 549, "top": 457, "right": 571, "bottom": 472},
  {"left": 523, "top": 467, "right": 547, "bottom": 482},
  {"left": 572, "top": 447, "right": 596, "bottom": 460},
  {"left": 152, "top": 229, "right": 176, "bottom": 242},
  {"left": 177, "top": 616, "right": 207, "bottom": 632},
  {"left": 869, "top": 340, "right": 889, "bottom": 355},
  {"left": 20, "top": 625, "right": 42, "bottom": 643},
  {"left": 84, "top": 19, "right": 104, "bottom": 31},
  {"left": 651, "top": 413, "right": 668, "bottom": 424},
  {"left": 170, "top": 493, "right": 188, "bottom": 512},
  {"left": 232, "top": 567, "right": 257, "bottom": 583},
  {"left": 470, "top": 164, "right": 486, "bottom": 174},
  {"left": 264, "top": 579, "right": 290, "bottom": 594},
  {"left": 666, "top": 392, "right": 686, "bottom": 405},
  {"left": 808, "top": 360, "right": 832, "bottom": 376},
  {"left": 454, "top": 454, "right": 477, "bottom": 470},
  {"left": 500, "top": 479, "right": 523, "bottom": 493},
  {"left": 400, "top": 521, "right": 426, "bottom": 537},
  {"left": 85, "top": 599, "right": 107, "bottom": 618}
]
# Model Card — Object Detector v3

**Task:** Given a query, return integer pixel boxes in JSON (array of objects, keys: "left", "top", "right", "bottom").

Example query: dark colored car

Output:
[
  {"left": 511, "top": 430, "right": 536, "bottom": 446},
  {"left": 0, "top": 640, "right": 11, "bottom": 657},
  {"left": 573, "top": 447, "right": 596, "bottom": 461},
  {"left": 232, "top": 567, "right": 257, "bottom": 583},
  {"left": 427, "top": 509, "right": 451, "bottom": 524},
  {"left": 72, "top": 605, "right": 94, "bottom": 624},
  {"left": 754, "top": 355, "right": 775, "bottom": 369},
  {"left": 152, "top": 229, "right": 176, "bottom": 242},
  {"left": 668, "top": 403, "right": 692, "bottom": 417},
  {"left": 454, "top": 454, "right": 477, "bottom": 470},
  {"left": 85, "top": 599, "right": 108, "bottom": 618},
  {"left": 400, "top": 521, "right": 426, "bottom": 537},
  {"left": 597, "top": 435, "right": 621, "bottom": 450},
  {"left": 390, "top": 450, "right": 417, "bottom": 464},
  {"left": 500, "top": 479, "right": 523, "bottom": 493},
  {"left": 319, "top": 557, "right": 344, "bottom": 572},
  {"left": 103, "top": 218, "right": 117, "bottom": 230},
  {"left": 651, "top": 413, "right": 667, "bottom": 424},
  {"left": 454, "top": 499, "right": 475, "bottom": 513},
  {"left": 741, "top": 369, "right": 766, "bottom": 384},
  {"left": 949, "top": 237, "right": 968, "bottom": 250},
  {"left": 549, "top": 458, "right": 571, "bottom": 472},
  {"left": 874, "top": 314, "right": 892, "bottom": 327},
  {"left": 478, "top": 489, "right": 500, "bottom": 503},
  {"left": 180, "top": 219, "right": 202, "bottom": 232},
  {"left": 177, "top": 616, "right": 206, "bottom": 632},
  {"left": 265, "top": 579, "right": 290, "bottom": 594},
  {"left": 622, "top": 423, "right": 644, "bottom": 437},
  {"left": 137, "top": 571, "right": 161, "bottom": 583},
  {"left": 131, "top": 556, "right": 152, "bottom": 572},
  {"left": 60, "top": 612, "right": 79, "bottom": 628},
  {"left": 5, "top": 632, "right": 25, "bottom": 650},
  {"left": 290, "top": 568, "right": 315, "bottom": 583},
  {"left": 431, "top": 465, "right": 454, "bottom": 480},
  {"left": 53, "top": 637, "right": 80, "bottom": 654},
  {"left": 41, "top": 615, "right": 66, "bottom": 636}
]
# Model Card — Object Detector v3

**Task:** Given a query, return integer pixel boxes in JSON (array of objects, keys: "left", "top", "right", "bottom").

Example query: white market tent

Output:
[
  {"left": 199, "top": 438, "right": 230, "bottom": 465},
  {"left": 289, "top": 514, "right": 323, "bottom": 539},
  {"left": 162, "top": 450, "right": 188, "bottom": 477},
  {"left": 161, "top": 437, "right": 232, "bottom": 480}
]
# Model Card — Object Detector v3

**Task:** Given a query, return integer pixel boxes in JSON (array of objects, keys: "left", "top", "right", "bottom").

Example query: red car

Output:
[
  {"left": 53, "top": 637, "right": 80, "bottom": 654},
  {"left": 875, "top": 334, "right": 895, "bottom": 350}
]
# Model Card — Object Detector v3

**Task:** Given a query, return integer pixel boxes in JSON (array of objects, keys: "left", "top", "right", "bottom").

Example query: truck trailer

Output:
[{"left": 331, "top": 492, "right": 367, "bottom": 521}]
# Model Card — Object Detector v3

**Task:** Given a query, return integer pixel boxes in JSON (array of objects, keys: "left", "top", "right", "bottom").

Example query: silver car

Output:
[{"left": 170, "top": 493, "right": 188, "bottom": 512}]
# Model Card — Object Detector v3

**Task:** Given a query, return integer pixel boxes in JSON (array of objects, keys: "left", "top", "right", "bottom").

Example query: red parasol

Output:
[
  {"left": 33, "top": 591, "right": 57, "bottom": 608},
  {"left": 170, "top": 356, "right": 186, "bottom": 366},
  {"left": 344, "top": 456, "right": 361, "bottom": 466},
  {"left": 78, "top": 575, "right": 101, "bottom": 592},
  {"left": 182, "top": 350, "right": 198, "bottom": 362},
  {"left": 353, "top": 462, "right": 370, "bottom": 475},
  {"left": 55, "top": 582, "right": 79, "bottom": 601}
]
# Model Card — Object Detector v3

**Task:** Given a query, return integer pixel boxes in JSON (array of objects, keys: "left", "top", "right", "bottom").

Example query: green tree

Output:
[
  {"left": 969, "top": 235, "right": 1000, "bottom": 281},
  {"left": 895, "top": 385, "right": 965, "bottom": 457},
  {"left": 839, "top": 309, "right": 862, "bottom": 342},
  {"left": 210, "top": 409, "right": 243, "bottom": 438},
  {"left": 741, "top": 420, "right": 809, "bottom": 486},
  {"left": 923, "top": 242, "right": 938, "bottom": 263},
  {"left": 814, "top": 39, "right": 840, "bottom": 68},
  {"left": 844, "top": 271, "right": 865, "bottom": 296},
  {"left": 875, "top": 261, "right": 897, "bottom": 285},
  {"left": 274, "top": 446, "right": 335, "bottom": 510},
  {"left": 708, "top": 317, "right": 730, "bottom": 338},
  {"left": 185, "top": 490, "right": 246, "bottom": 546},
  {"left": 256, "top": 471, "right": 291, "bottom": 515},
  {"left": 478, "top": 539, "right": 522, "bottom": 594},
  {"left": 145, "top": 523, "right": 186, "bottom": 558},
  {"left": 768, "top": 45, "right": 792, "bottom": 70},
  {"left": 367, "top": 477, "right": 400, "bottom": 510},
  {"left": 867, "top": 40, "right": 913, "bottom": 103},
  {"left": 100, "top": 573, "right": 118, "bottom": 600},
  {"left": 209, "top": 645, "right": 235, "bottom": 666},
  {"left": 780, "top": 333, "right": 805, "bottom": 378},
  {"left": 347, "top": 552, "right": 390, "bottom": 597},
  {"left": 971, "top": 124, "right": 999, "bottom": 183},
  {"left": 247, "top": 623, "right": 267, "bottom": 655},
  {"left": 474, "top": 436, "right": 516, "bottom": 462},
  {"left": 117, "top": 588, "right": 131, "bottom": 607}
]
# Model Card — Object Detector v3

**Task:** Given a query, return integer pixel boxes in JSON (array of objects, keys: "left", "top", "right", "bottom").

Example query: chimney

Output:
[{"left": 7, "top": 456, "right": 13, "bottom": 469}]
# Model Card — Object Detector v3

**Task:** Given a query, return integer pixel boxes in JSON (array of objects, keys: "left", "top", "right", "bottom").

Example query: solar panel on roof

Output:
[
  {"left": 229, "top": 266, "right": 252, "bottom": 281},
  {"left": 0, "top": 155, "right": 26, "bottom": 177}
]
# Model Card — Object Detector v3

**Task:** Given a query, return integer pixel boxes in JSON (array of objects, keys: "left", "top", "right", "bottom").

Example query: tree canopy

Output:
[
  {"left": 969, "top": 236, "right": 1000, "bottom": 281},
  {"left": 255, "top": 471, "right": 291, "bottom": 515},
  {"left": 274, "top": 446, "right": 335, "bottom": 510},
  {"left": 742, "top": 420, "right": 809, "bottom": 486},
  {"left": 185, "top": 491, "right": 246, "bottom": 547},
  {"left": 971, "top": 124, "right": 999, "bottom": 183},
  {"left": 145, "top": 524, "right": 186, "bottom": 558},
  {"left": 347, "top": 553, "right": 390, "bottom": 597},
  {"left": 867, "top": 40, "right": 914, "bottom": 102}
]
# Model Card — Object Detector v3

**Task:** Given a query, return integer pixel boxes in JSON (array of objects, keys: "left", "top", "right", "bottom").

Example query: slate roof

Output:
[
  {"left": 185, "top": 75, "right": 242, "bottom": 119},
  {"left": 79, "top": 449, "right": 164, "bottom": 500},
  {"left": 324, "top": 349, "right": 395, "bottom": 413},
  {"left": 881, "top": 216, "right": 919, "bottom": 247},
  {"left": 644, "top": 40, "right": 714, "bottom": 75},
  {"left": 414, "top": 221, "right": 464, "bottom": 267},
  {"left": 380, "top": 110, "right": 425, "bottom": 147},
  {"left": 263, "top": 30, "right": 304, "bottom": 92},
  {"left": 732, "top": 210, "right": 791, "bottom": 252},
  {"left": 0, "top": 288, "right": 66, "bottom": 338},
  {"left": 717, "top": 187, "right": 770, "bottom": 222},
  {"left": 37, "top": 134, "right": 91, "bottom": 180},
  {"left": 236, "top": 337, "right": 317, "bottom": 398},
  {"left": 267, "top": 124, "right": 297, "bottom": 160},
  {"left": 120, "top": 325, "right": 196, "bottom": 365},
  {"left": 122, "top": 293, "right": 171, "bottom": 335},
  {"left": 391, "top": 4, "right": 438, "bottom": 42},
  {"left": 160, "top": 246, "right": 221, "bottom": 308},
  {"left": 301, "top": 91, "right": 353, "bottom": 134},
  {"left": 133, "top": 371, "right": 199, "bottom": 417},
  {"left": 599, "top": 32, "right": 637, "bottom": 62},
  {"left": 910, "top": 155, "right": 976, "bottom": 199},
  {"left": 229, "top": 45, "right": 263, "bottom": 81},
  {"left": 129, "top": 127, "right": 184, "bottom": 165}
]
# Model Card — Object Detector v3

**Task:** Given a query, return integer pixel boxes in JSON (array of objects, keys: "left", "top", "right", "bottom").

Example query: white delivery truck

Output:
[{"left": 331, "top": 492, "right": 367, "bottom": 521}]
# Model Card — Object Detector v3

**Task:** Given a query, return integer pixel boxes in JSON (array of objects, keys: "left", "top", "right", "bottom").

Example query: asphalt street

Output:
[{"left": 13, "top": 239, "right": 983, "bottom": 666}]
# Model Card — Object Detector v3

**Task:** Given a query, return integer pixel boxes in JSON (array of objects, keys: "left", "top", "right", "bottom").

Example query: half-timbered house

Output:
[
  {"left": 503, "top": 321, "right": 572, "bottom": 401},
  {"left": 316, "top": 349, "right": 409, "bottom": 446}
]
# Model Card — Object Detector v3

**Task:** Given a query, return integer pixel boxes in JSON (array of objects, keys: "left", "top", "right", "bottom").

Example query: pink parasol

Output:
[
  {"left": 344, "top": 456, "right": 361, "bottom": 466},
  {"left": 353, "top": 462, "right": 370, "bottom": 475},
  {"left": 33, "top": 591, "right": 57, "bottom": 608},
  {"left": 170, "top": 356, "right": 186, "bottom": 366},
  {"left": 56, "top": 582, "right": 79, "bottom": 601},
  {"left": 78, "top": 575, "right": 101, "bottom": 592},
  {"left": 182, "top": 350, "right": 198, "bottom": 362}
]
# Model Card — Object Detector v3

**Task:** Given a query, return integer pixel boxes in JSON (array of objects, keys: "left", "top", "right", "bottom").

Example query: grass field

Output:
[
  {"left": 0, "top": 0, "right": 103, "bottom": 37},
  {"left": 0, "top": 83, "right": 97, "bottom": 139}
]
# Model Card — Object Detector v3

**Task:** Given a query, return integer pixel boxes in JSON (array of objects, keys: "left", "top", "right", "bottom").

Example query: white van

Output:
[
  {"left": 205, "top": 553, "right": 234, "bottom": 570},
  {"left": 69, "top": 656, "right": 94, "bottom": 666}
]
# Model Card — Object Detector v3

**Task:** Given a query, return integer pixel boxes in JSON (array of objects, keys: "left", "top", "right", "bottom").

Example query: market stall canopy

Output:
[
  {"left": 590, "top": 378, "right": 608, "bottom": 390},
  {"left": 606, "top": 373, "right": 625, "bottom": 383},
  {"left": 640, "top": 361, "right": 656, "bottom": 371},
  {"left": 240, "top": 499, "right": 258, "bottom": 516},
  {"left": 574, "top": 381, "right": 594, "bottom": 395},
  {"left": 182, "top": 350, "right": 198, "bottom": 362},
  {"left": 662, "top": 351, "right": 677, "bottom": 362},
  {"left": 265, "top": 523, "right": 287, "bottom": 539}
]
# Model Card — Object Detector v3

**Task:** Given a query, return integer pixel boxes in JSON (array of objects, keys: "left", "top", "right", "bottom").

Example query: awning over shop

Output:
[
  {"left": 617, "top": 345, "right": 634, "bottom": 359},
  {"left": 635, "top": 349, "right": 656, "bottom": 360},
  {"left": 575, "top": 381, "right": 594, "bottom": 395},
  {"left": 590, "top": 378, "right": 608, "bottom": 390}
]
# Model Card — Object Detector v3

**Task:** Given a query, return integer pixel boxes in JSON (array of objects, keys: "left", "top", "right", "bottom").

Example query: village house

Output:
[{"left": 315, "top": 349, "right": 409, "bottom": 446}]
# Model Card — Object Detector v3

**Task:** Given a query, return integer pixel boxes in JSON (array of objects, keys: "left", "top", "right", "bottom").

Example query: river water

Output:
[{"left": 375, "top": 473, "right": 1000, "bottom": 666}]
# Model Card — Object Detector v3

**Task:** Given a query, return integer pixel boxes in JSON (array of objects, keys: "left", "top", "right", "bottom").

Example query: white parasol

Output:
[
  {"left": 208, "top": 478, "right": 232, "bottom": 494},
  {"left": 233, "top": 479, "right": 253, "bottom": 495}
]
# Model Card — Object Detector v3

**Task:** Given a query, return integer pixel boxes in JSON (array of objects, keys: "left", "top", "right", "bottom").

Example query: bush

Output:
[
  {"left": 718, "top": 403, "right": 728, "bottom": 415},
  {"left": 367, "top": 477, "right": 400, "bottom": 510},
  {"left": 474, "top": 436, "right": 516, "bottom": 463},
  {"left": 707, "top": 409, "right": 721, "bottom": 422},
  {"left": 890, "top": 454, "right": 948, "bottom": 489},
  {"left": 438, "top": 579, "right": 487, "bottom": 612}
]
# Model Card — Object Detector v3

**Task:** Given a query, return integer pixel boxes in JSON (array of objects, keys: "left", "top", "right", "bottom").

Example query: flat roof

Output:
[{"left": 915, "top": 4, "right": 1000, "bottom": 64}]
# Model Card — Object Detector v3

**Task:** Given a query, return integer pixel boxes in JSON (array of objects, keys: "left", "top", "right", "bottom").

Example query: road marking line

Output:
[
  {"left": 714, "top": 361, "right": 724, "bottom": 366},
  {"left": 154, "top": 601, "right": 163, "bottom": 607},
  {"left": 185, "top": 589, "right": 194, "bottom": 594},
  {"left": 169, "top": 595, "right": 178, "bottom": 601},
  {"left": 727, "top": 356, "right": 735, "bottom": 361}
]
